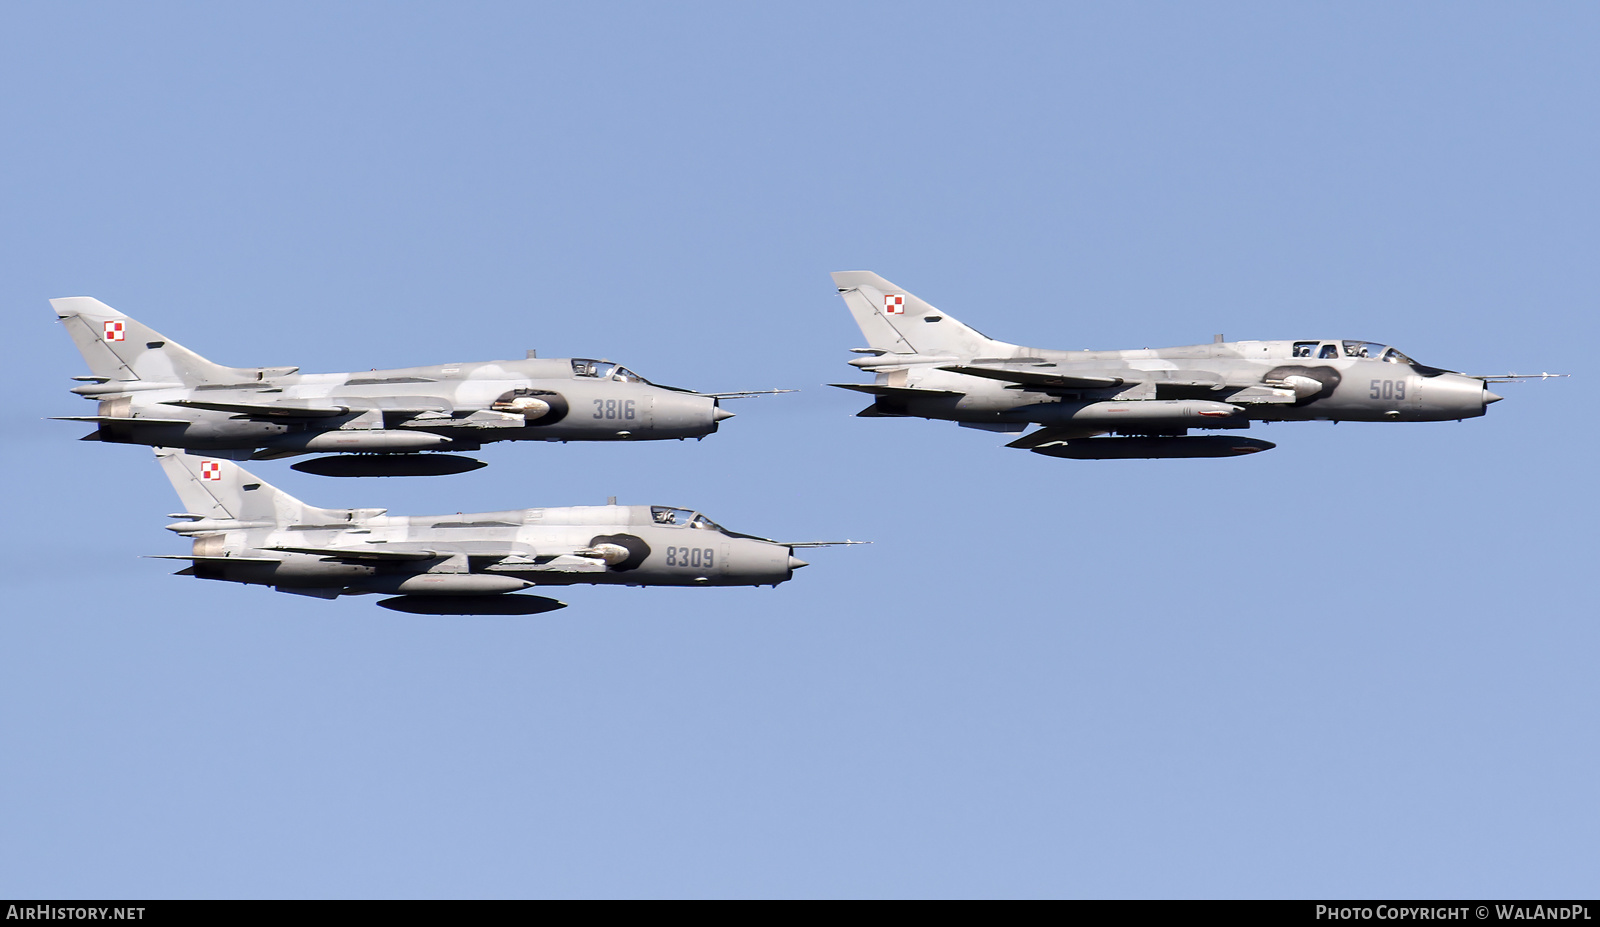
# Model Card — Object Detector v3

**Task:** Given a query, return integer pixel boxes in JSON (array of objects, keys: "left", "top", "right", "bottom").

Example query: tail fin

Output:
[
  {"left": 830, "top": 271, "right": 1017, "bottom": 358},
  {"left": 156, "top": 449, "right": 340, "bottom": 524},
  {"left": 51, "top": 297, "right": 296, "bottom": 386}
]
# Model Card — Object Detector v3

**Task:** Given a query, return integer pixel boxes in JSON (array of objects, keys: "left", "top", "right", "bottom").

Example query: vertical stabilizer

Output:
[
  {"left": 156, "top": 449, "right": 341, "bottom": 524},
  {"left": 830, "top": 271, "right": 1017, "bottom": 358},
  {"left": 51, "top": 297, "right": 286, "bottom": 386}
]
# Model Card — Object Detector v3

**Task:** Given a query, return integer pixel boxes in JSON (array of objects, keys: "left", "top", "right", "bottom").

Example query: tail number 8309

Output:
[{"left": 665, "top": 547, "right": 714, "bottom": 568}]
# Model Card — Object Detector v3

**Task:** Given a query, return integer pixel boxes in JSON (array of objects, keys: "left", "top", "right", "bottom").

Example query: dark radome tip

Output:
[{"left": 1484, "top": 391, "right": 1505, "bottom": 405}]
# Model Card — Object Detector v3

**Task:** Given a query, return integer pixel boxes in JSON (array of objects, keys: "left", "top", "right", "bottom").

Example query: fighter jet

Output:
[
  {"left": 830, "top": 271, "right": 1558, "bottom": 459},
  {"left": 51, "top": 298, "right": 789, "bottom": 476},
  {"left": 146, "top": 449, "right": 858, "bottom": 614}
]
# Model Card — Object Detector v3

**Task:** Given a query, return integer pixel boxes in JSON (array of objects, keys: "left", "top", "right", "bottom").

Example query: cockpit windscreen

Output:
[
  {"left": 1294, "top": 342, "right": 1416, "bottom": 365},
  {"left": 1342, "top": 341, "right": 1414, "bottom": 363},
  {"left": 651, "top": 506, "right": 722, "bottom": 530},
  {"left": 573, "top": 359, "right": 651, "bottom": 383}
]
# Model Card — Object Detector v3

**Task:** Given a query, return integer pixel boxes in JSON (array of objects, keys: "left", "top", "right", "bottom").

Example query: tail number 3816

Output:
[
  {"left": 1369, "top": 379, "right": 1407, "bottom": 400},
  {"left": 593, "top": 399, "right": 637, "bottom": 420},
  {"left": 665, "top": 547, "right": 714, "bottom": 568}
]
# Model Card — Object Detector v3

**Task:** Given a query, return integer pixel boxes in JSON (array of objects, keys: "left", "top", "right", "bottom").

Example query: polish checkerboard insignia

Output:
[
  {"left": 883, "top": 294, "right": 905, "bottom": 315},
  {"left": 103, "top": 320, "right": 126, "bottom": 341},
  {"left": 200, "top": 461, "right": 222, "bottom": 481}
]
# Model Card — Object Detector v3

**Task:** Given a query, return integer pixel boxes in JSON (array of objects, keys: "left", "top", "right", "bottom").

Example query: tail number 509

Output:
[{"left": 1369, "top": 379, "right": 1407, "bottom": 400}]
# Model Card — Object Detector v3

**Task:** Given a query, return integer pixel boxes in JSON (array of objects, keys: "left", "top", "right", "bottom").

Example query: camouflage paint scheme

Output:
[
  {"left": 830, "top": 271, "right": 1523, "bottom": 457},
  {"left": 152, "top": 450, "right": 844, "bottom": 613},
  {"left": 51, "top": 297, "right": 762, "bottom": 464}
]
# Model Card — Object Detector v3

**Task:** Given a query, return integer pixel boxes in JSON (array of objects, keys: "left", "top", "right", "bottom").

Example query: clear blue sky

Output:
[{"left": 2, "top": 1, "right": 1595, "bottom": 899}]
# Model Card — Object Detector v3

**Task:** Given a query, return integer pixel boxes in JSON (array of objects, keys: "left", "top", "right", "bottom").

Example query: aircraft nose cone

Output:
[
  {"left": 713, "top": 406, "right": 736, "bottom": 422},
  {"left": 787, "top": 556, "right": 809, "bottom": 570},
  {"left": 1484, "top": 390, "right": 1504, "bottom": 405}
]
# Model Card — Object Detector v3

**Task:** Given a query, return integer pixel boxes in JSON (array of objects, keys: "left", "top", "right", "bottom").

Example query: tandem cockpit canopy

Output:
[
  {"left": 1291, "top": 341, "right": 1417, "bottom": 364},
  {"left": 650, "top": 506, "right": 722, "bottom": 531},
  {"left": 571, "top": 359, "right": 649, "bottom": 383}
]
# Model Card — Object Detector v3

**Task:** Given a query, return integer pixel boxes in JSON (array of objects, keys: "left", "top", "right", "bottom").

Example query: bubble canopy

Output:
[
  {"left": 1292, "top": 341, "right": 1417, "bottom": 364},
  {"left": 571, "top": 359, "right": 649, "bottom": 382},
  {"left": 650, "top": 506, "right": 723, "bottom": 530},
  {"left": 1342, "top": 341, "right": 1414, "bottom": 363}
]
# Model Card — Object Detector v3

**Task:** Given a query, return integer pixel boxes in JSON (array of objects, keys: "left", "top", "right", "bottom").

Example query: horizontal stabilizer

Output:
[
  {"left": 163, "top": 399, "right": 350, "bottom": 418},
  {"left": 51, "top": 415, "right": 192, "bottom": 425},
  {"left": 145, "top": 554, "right": 280, "bottom": 563},
  {"left": 264, "top": 545, "right": 440, "bottom": 561},
  {"left": 939, "top": 365, "right": 1130, "bottom": 390},
  {"left": 827, "top": 383, "right": 966, "bottom": 399}
]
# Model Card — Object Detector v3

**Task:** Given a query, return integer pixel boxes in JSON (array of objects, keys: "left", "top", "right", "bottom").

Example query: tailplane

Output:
[
  {"left": 156, "top": 449, "right": 342, "bottom": 524},
  {"left": 830, "top": 271, "right": 1017, "bottom": 358},
  {"left": 51, "top": 297, "right": 298, "bottom": 386}
]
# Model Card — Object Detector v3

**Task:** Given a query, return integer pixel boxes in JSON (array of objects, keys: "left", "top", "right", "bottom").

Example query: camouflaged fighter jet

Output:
[
  {"left": 148, "top": 449, "right": 858, "bottom": 614},
  {"left": 831, "top": 271, "right": 1558, "bottom": 459},
  {"left": 51, "top": 297, "right": 788, "bottom": 476}
]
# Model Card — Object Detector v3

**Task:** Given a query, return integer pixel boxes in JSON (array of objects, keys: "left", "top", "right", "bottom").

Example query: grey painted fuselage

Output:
[
  {"left": 155, "top": 451, "right": 812, "bottom": 606},
  {"left": 52, "top": 297, "right": 739, "bottom": 459},
  {"left": 831, "top": 271, "right": 1506, "bottom": 453}
]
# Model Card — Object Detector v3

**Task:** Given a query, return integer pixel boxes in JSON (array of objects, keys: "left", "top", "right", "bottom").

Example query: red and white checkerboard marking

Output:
[
  {"left": 103, "top": 320, "right": 125, "bottom": 341},
  {"left": 883, "top": 294, "right": 905, "bottom": 315},
  {"left": 199, "top": 461, "right": 222, "bottom": 481}
]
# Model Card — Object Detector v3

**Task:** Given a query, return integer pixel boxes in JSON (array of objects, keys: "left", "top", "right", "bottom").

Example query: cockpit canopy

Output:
[
  {"left": 650, "top": 506, "right": 722, "bottom": 531},
  {"left": 572, "top": 359, "right": 649, "bottom": 383},
  {"left": 1291, "top": 341, "right": 1416, "bottom": 365}
]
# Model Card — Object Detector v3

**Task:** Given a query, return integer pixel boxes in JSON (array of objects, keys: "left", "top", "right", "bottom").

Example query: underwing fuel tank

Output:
[
  {"left": 377, "top": 594, "right": 569, "bottom": 615},
  {"left": 1030, "top": 436, "right": 1277, "bottom": 459},
  {"left": 291, "top": 455, "right": 486, "bottom": 477},
  {"left": 266, "top": 430, "right": 452, "bottom": 453},
  {"left": 365, "top": 574, "right": 536, "bottom": 595},
  {"left": 1035, "top": 399, "right": 1248, "bottom": 428}
]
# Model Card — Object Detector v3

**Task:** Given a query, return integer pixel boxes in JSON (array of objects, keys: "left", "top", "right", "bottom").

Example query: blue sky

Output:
[{"left": 2, "top": 1, "right": 1595, "bottom": 899}]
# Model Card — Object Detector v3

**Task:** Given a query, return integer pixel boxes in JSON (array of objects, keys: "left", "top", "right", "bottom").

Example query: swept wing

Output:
[{"left": 938, "top": 365, "right": 1131, "bottom": 390}]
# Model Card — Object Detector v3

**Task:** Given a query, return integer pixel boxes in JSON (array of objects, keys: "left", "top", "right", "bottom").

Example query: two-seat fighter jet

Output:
[
  {"left": 52, "top": 298, "right": 787, "bottom": 476},
  {"left": 149, "top": 450, "right": 857, "bottom": 614},
  {"left": 831, "top": 271, "right": 1554, "bottom": 458}
]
